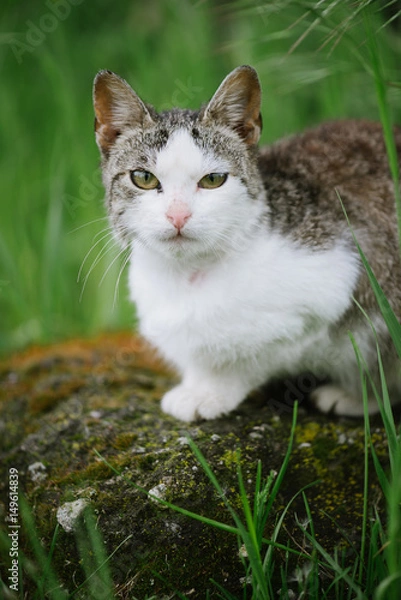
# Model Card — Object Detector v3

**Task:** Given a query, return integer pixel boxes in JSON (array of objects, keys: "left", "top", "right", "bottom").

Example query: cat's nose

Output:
[{"left": 166, "top": 201, "right": 192, "bottom": 231}]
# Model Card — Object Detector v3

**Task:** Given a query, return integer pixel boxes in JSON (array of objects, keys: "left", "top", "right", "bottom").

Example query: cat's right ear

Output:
[
  {"left": 202, "top": 65, "right": 262, "bottom": 145},
  {"left": 93, "top": 70, "right": 154, "bottom": 156}
]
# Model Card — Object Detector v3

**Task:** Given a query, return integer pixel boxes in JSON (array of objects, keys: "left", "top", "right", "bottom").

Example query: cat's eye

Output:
[
  {"left": 130, "top": 169, "right": 160, "bottom": 190},
  {"left": 198, "top": 173, "right": 228, "bottom": 190}
]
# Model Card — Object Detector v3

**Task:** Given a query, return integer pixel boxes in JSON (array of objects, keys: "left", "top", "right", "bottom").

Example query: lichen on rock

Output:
[
  {"left": 57, "top": 499, "right": 90, "bottom": 533},
  {"left": 0, "top": 333, "right": 389, "bottom": 599}
]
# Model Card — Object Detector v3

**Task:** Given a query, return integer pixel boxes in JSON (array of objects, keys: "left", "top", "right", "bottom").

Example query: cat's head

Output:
[{"left": 93, "top": 66, "right": 265, "bottom": 263}]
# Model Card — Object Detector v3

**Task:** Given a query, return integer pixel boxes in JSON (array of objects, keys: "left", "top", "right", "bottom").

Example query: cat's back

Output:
[
  {"left": 258, "top": 119, "right": 400, "bottom": 241},
  {"left": 259, "top": 119, "right": 399, "bottom": 184},
  {"left": 258, "top": 119, "right": 401, "bottom": 312}
]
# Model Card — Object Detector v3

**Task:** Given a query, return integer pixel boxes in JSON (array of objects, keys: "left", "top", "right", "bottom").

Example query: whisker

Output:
[
  {"left": 68, "top": 216, "right": 109, "bottom": 235},
  {"left": 113, "top": 249, "right": 132, "bottom": 310},
  {"left": 79, "top": 236, "right": 117, "bottom": 302},
  {"left": 77, "top": 228, "right": 114, "bottom": 283},
  {"left": 93, "top": 224, "right": 114, "bottom": 242},
  {"left": 98, "top": 245, "right": 128, "bottom": 287}
]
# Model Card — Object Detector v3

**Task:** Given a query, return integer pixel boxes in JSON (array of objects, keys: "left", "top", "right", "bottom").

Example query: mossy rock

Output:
[{"left": 0, "top": 334, "right": 388, "bottom": 599}]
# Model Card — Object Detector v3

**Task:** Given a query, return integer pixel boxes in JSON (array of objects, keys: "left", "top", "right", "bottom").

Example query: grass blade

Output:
[
  {"left": 297, "top": 517, "right": 366, "bottom": 600},
  {"left": 363, "top": 4, "right": 401, "bottom": 251},
  {"left": 339, "top": 191, "right": 401, "bottom": 360},
  {"left": 19, "top": 495, "right": 68, "bottom": 599},
  {"left": 93, "top": 450, "right": 240, "bottom": 537}
]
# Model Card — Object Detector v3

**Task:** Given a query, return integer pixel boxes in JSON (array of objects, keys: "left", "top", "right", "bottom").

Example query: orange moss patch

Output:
[
  {"left": 1, "top": 332, "right": 169, "bottom": 375},
  {"left": 0, "top": 332, "right": 171, "bottom": 415},
  {"left": 0, "top": 332, "right": 174, "bottom": 451},
  {"left": 28, "top": 379, "right": 87, "bottom": 414}
]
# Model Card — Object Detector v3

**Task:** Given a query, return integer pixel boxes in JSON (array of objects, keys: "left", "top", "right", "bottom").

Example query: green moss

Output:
[
  {"left": 219, "top": 448, "right": 240, "bottom": 469},
  {"left": 0, "top": 336, "right": 390, "bottom": 598},
  {"left": 112, "top": 432, "right": 138, "bottom": 451}
]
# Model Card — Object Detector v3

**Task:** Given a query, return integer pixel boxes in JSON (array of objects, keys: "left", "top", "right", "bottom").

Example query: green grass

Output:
[
  {"left": 0, "top": 0, "right": 224, "bottom": 353},
  {"left": 1, "top": 0, "right": 401, "bottom": 353}
]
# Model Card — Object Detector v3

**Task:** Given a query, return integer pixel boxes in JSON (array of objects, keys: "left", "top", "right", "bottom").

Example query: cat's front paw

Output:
[{"left": 161, "top": 384, "right": 238, "bottom": 422}]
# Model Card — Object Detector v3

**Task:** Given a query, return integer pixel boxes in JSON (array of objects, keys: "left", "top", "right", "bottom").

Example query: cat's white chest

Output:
[{"left": 128, "top": 233, "right": 359, "bottom": 379}]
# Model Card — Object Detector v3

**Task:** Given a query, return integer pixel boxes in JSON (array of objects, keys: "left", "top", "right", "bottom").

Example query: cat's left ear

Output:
[{"left": 202, "top": 65, "right": 262, "bottom": 145}]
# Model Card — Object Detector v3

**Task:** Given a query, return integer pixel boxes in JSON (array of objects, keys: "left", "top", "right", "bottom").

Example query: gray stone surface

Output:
[{"left": 0, "top": 334, "right": 387, "bottom": 599}]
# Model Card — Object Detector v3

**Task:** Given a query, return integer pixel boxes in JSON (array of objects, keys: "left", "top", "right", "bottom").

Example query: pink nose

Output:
[{"left": 166, "top": 202, "right": 192, "bottom": 231}]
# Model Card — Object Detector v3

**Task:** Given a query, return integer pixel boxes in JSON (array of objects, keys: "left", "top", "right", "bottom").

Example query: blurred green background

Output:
[{"left": 1, "top": 0, "right": 400, "bottom": 355}]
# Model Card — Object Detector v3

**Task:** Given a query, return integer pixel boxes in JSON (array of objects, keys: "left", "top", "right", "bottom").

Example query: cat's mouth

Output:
[
  {"left": 155, "top": 229, "right": 201, "bottom": 254},
  {"left": 164, "top": 230, "right": 193, "bottom": 242},
  {"left": 149, "top": 225, "right": 204, "bottom": 254}
]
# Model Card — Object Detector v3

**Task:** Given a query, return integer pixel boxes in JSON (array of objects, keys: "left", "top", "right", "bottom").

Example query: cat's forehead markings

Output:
[{"left": 155, "top": 129, "right": 211, "bottom": 179}]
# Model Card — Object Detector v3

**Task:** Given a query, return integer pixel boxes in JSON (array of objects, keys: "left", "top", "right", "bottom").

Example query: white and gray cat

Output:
[{"left": 93, "top": 65, "right": 401, "bottom": 422}]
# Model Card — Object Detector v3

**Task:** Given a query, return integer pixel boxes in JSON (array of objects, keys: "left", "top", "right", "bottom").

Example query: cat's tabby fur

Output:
[{"left": 93, "top": 65, "right": 401, "bottom": 421}]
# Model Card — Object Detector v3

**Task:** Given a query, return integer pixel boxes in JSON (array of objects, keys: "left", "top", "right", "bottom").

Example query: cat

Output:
[{"left": 93, "top": 65, "right": 401, "bottom": 422}]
